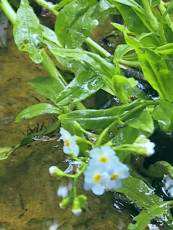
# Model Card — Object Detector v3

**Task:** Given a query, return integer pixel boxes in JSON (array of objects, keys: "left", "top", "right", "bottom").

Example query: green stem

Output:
[
  {"left": 54, "top": 0, "right": 73, "bottom": 11},
  {"left": 41, "top": 50, "right": 66, "bottom": 88},
  {"left": 119, "top": 59, "right": 140, "bottom": 68},
  {"left": 0, "top": 0, "right": 16, "bottom": 24},
  {"left": 34, "top": 0, "right": 58, "bottom": 16},
  {"left": 85, "top": 37, "right": 112, "bottom": 58}
]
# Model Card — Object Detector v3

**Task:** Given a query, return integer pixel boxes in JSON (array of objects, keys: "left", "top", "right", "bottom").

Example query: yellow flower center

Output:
[
  {"left": 110, "top": 173, "right": 119, "bottom": 181},
  {"left": 64, "top": 139, "right": 71, "bottom": 147},
  {"left": 99, "top": 155, "right": 109, "bottom": 163},
  {"left": 93, "top": 173, "right": 102, "bottom": 183}
]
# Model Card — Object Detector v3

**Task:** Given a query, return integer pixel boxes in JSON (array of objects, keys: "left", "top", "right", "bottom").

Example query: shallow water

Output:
[{"left": 0, "top": 38, "right": 130, "bottom": 229}]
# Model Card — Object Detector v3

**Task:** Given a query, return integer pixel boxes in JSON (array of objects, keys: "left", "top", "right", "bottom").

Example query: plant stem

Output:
[
  {"left": 34, "top": 0, "right": 58, "bottom": 16},
  {"left": 54, "top": 0, "right": 73, "bottom": 11},
  {"left": 41, "top": 50, "right": 66, "bottom": 88},
  {"left": 0, "top": 0, "right": 16, "bottom": 24},
  {"left": 85, "top": 37, "right": 112, "bottom": 58}
]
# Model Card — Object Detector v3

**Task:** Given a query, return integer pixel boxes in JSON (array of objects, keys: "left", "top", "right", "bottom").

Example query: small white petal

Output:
[
  {"left": 60, "top": 128, "right": 71, "bottom": 140},
  {"left": 57, "top": 186, "right": 68, "bottom": 198},
  {"left": 92, "top": 184, "right": 105, "bottom": 195}
]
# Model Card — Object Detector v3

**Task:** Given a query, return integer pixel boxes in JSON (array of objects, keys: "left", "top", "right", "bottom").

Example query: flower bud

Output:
[
  {"left": 59, "top": 197, "right": 71, "bottom": 209},
  {"left": 49, "top": 166, "right": 65, "bottom": 177}
]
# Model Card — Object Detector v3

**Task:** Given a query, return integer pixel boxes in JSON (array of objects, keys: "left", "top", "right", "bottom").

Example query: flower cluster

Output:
[
  {"left": 60, "top": 128, "right": 79, "bottom": 156},
  {"left": 84, "top": 146, "right": 129, "bottom": 195}
]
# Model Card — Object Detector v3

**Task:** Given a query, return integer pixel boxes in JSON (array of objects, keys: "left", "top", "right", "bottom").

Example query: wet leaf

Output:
[
  {"left": 147, "top": 161, "right": 173, "bottom": 179},
  {"left": 30, "top": 77, "right": 63, "bottom": 104},
  {"left": 16, "top": 103, "right": 60, "bottom": 122},
  {"left": 128, "top": 202, "right": 170, "bottom": 230},
  {"left": 153, "top": 100, "right": 173, "bottom": 132},
  {"left": 112, "top": 75, "right": 138, "bottom": 104},
  {"left": 13, "top": 0, "right": 43, "bottom": 63},
  {"left": 127, "top": 108, "right": 154, "bottom": 134},
  {"left": 118, "top": 176, "right": 163, "bottom": 209},
  {"left": 60, "top": 100, "right": 147, "bottom": 131},
  {"left": 55, "top": 0, "right": 113, "bottom": 48},
  {"left": 46, "top": 43, "right": 116, "bottom": 105}
]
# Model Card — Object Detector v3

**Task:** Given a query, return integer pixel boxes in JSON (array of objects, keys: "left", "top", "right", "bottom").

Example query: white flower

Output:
[
  {"left": 106, "top": 163, "right": 129, "bottom": 190},
  {"left": 163, "top": 175, "right": 173, "bottom": 197},
  {"left": 84, "top": 164, "right": 109, "bottom": 195},
  {"left": 60, "top": 128, "right": 79, "bottom": 156},
  {"left": 84, "top": 146, "right": 129, "bottom": 195},
  {"left": 89, "top": 146, "right": 119, "bottom": 168},
  {"left": 134, "top": 135, "right": 155, "bottom": 156}
]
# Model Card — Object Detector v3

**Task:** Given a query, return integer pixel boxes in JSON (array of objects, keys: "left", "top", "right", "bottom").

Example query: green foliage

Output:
[
  {"left": 14, "top": 0, "right": 43, "bottom": 63},
  {"left": 1, "top": 0, "right": 173, "bottom": 227},
  {"left": 153, "top": 100, "right": 173, "bottom": 132},
  {"left": 128, "top": 202, "right": 171, "bottom": 230},
  {"left": 55, "top": 0, "right": 114, "bottom": 48},
  {"left": 118, "top": 176, "right": 163, "bottom": 209},
  {"left": 15, "top": 103, "right": 60, "bottom": 122},
  {"left": 30, "top": 77, "right": 63, "bottom": 104}
]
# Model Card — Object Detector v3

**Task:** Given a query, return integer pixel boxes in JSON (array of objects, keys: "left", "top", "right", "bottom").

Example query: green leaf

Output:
[
  {"left": 156, "top": 43, "right": 173, "bottom": 55},
  {"left": 55, "top": 0, "right": 113, "bottom": 48},
  {"left": 110, "top": 1, "right": 147, "bottom": 34},
  {"left": 112, "top": 75, "right": 138, "bottom": 104},
  {"left": 153, "top": 100, "right": 173, "bottom": 132},
  {"left": 151, "top": 0, "right": 160, "bottom": 7},
  {"left": 41, "top": 25, "right": 61, "bottom": 47},
  {"left": 110, "top": 0, "right": 142, "bottom": 9},
  {"left": 13, "top": 0, "right": 43, "bottom": 63},
  {"left": 60, "top": 100, "right": 147, "bottom": 131},
  {"left": 114, "top": 44, "right": 134, "bottom": 63},
  {"left": 147, "top": 161, "right": 173, "bottom": 179},
  {"left": 135, "top": 48, "right": 173, "bottom": 101},
  {"left": 30, "top": 77, "right": 63, "bottom": 104},
  {"left": 16, "top": 103, "right": 60, "bottom": 123},
  {"left": 55, "top": 71, "right": 104, "bottom": 106},
  {"left": 117, "top": 176, "right": 163, "bottom": 209},
  {"left": 127, "top": 108, "right": 154, "bottom": 134},
  {"left": 46, "top": 43, "right": 116, "bottom": 105},
  {"left": 128, "top": 202, "right": 170, "bottom": 230}
]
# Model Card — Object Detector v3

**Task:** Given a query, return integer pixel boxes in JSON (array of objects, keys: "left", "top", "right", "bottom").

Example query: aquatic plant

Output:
[{"left": 1, "top": 0, "right": 173, "bottom": 228}]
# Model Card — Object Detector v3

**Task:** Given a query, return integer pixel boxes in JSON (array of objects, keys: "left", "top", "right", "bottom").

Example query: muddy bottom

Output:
[{"left": 0, "top": 38, "right": 130, "bottom": 229}]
